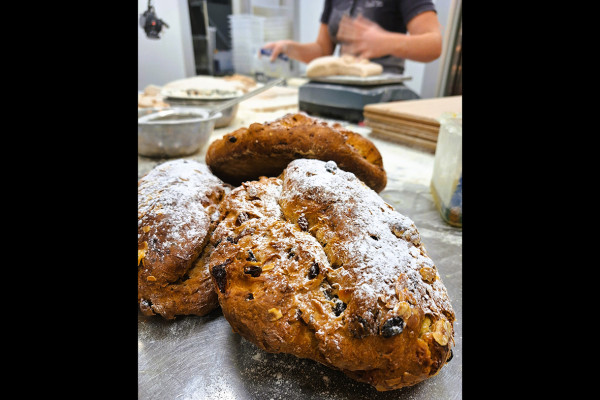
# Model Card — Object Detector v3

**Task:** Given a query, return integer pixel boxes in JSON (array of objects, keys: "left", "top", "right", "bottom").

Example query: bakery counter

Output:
[{"left": 138, "top": 103, "right": 462, "bottom": 399}]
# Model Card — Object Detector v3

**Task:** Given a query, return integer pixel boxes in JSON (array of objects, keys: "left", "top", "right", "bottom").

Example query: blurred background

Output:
[{"left": 138, "top": 0, "right": 461, "bottom": 99}]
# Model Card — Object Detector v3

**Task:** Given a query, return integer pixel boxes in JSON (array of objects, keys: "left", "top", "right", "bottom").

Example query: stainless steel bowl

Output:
[
  {"left": 138, "top": 107, "right": 222, "bottom": 158},
  {"left": 165, "top": 98, "right": 239, "bottom": 128}
]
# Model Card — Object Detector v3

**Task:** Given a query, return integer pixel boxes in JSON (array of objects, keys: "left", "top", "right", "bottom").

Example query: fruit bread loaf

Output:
[
  {"left": 306, "top": 55, "right": 383, "bottom": 78},
  {"left": 205, "top": 112, "right": 387, "bottom": 192},
  {"left": 208, "top": 158, "right": 455, "bottom": 391},
  {"left": 138, "top": 159, "right": 231, "bottom": 319}
]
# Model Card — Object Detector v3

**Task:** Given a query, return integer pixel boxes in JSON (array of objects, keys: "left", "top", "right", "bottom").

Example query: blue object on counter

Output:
[
  {"left": 260, "top": 48, "right": 289, "bottom": 62},
  {"left": 449, "top": 175, "right": 462, "bottom": 209},
  {"left": 444, "top": 174, "right": 462, "bottom": 227}
]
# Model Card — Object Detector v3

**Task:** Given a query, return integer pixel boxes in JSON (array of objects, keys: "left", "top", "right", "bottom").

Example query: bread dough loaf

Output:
[
  {"left": 306, "top": 55, "right": 383, "bottom": 78},
  {"left": 205, "top": 112, "right": 387, "bottom": 192},
  {"left": 138, "top": 159, "right": 231, "bottom": 319},
  {"left": 208, "top": 159, "right": 455, "bottom": 391}
]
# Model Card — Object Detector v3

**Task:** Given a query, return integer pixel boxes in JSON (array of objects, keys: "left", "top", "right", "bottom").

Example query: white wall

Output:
[
  {"left": 295, "top": 0, "right": 325, "bottom": 75},
  {"left": 138, "top": 0, "right": 195, "bottom": 90}
]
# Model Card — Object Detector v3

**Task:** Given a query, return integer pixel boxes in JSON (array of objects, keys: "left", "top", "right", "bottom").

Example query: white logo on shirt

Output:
[{"left": 364, "top": 0, "right": 384, "bottom": 7}]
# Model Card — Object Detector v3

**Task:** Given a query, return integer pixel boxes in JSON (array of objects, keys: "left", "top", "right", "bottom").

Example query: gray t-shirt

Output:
[{"left": 320, "top": 0, "right": 437, "bottom": 74}]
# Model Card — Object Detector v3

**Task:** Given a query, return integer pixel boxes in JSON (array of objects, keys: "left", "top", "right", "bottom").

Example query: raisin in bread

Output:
[
  {"left": 208, "top": 159, "right": 454, "bottom": 391},
  {"left": 138, "top": 159, "right": 231, "bottom": 319},
  {"left": 205, "top": 113, "right": 387, "bottom": 192}
]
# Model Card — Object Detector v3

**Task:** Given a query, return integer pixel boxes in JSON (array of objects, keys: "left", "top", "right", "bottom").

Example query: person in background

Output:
[{"left": 261, "top": 0, "right": 443, "bottom": 75}]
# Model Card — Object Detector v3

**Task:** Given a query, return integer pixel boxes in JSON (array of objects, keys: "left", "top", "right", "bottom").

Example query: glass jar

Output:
[{"left": 430, "top": 113, "right": 462, "bottom": 228}]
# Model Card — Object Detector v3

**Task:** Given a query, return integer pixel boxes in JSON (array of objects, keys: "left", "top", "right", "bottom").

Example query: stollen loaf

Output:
[
  {"left": 208, "top": 159, "right": 455, "bottom": 391},
  {"left": 205, "top": 112, "right": 387, "bottom": 192},
  {"left": 138, "top": 159, "right": 231, "bottom": 319}
]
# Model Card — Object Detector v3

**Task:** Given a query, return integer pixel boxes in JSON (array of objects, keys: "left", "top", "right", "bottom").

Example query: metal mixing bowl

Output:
[
  {"left": 165, "top": 98, "right": 239, "bottom": 128},
  {"left": 138, "top": 107, "right": 169, "bottom": 118},
  {"left": 138, "top": 107, "right": 222, "bottom": 158}
]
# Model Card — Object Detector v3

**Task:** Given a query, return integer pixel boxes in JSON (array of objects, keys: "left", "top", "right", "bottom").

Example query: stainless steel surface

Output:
[
  {"left": 138, "top": 107, "right": 222, "bottom": 158},
  {"left": 306, "top": 73, "right": 412, "bottom": 86},
  {"left": 138, "top": 150, "right": 462, "bottom": 399}
]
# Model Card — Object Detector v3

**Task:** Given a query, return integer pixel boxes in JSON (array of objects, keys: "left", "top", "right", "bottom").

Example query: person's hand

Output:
[
  {"left": 261, "top": 40, "right": 293, "bottom": 62},
  {"left": 336, "top": 15, "right": 391, "bottom": 59}
]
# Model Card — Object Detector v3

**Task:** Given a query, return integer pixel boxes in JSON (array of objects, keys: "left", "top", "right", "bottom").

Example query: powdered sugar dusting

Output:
[
  {"left": 138, "top": 159, "right": 227, "bottom": 262},
  {"left": 240, "top": 179, "right": 285, "bottom": 219},
  {"left": 280, "top": 159, "right": 452, "bottom": 317}
]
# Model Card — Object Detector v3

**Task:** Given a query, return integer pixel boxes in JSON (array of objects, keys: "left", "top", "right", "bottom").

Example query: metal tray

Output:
[{"left": 306, "top": 73, "right": 411, "bottom": 86}]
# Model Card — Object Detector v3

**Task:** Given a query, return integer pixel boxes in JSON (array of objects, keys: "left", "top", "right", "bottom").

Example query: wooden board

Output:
[
  {"left": 370, "top": 126, "right": 437, "bottom": 153},
  {"left": 363, "top": 95, "right": 462, "bottom": 126},
  {"left": 364, "top": 119, "right": 439, "bottom": 141},
  {"left": 363, "top": 111, "right": 440, "bottom": 134}
]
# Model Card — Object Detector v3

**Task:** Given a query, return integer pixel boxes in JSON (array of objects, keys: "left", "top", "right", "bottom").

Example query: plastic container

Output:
[
  {"left": 229, "top": 14, "right": 265, "bottom": 75},
  {"left": 255, "top": 49, "right": 291, "bottom": 78},
  {"left": 430, "top": 112, "right": 462, "bottom": 227}
]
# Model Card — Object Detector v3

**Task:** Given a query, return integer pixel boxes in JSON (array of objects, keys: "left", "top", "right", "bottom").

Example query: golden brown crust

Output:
[
  {"left": 138, "top": 159, "right": 231, "bottom": 319},
  {"left": 208, "top": 159, "right": 454, "bottom": 391},
  {"left": 205, "top": 113, "right": 387, "bottom": 192}
]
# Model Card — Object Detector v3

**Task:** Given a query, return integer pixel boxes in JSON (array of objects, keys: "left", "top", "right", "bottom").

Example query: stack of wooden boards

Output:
[{"left": 363, "top": 95, "right": 462, "bottom": 153}]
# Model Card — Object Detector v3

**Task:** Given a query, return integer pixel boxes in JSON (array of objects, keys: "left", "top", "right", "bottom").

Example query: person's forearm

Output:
[
  {"left": 285, "top": 41, "right": 330, "bottom": 63},
  {"left": 384, "top": 31, "right": 442, "bottom": 62},
  {"left": 383, "top": 31, "right": 442, "bottom": 62}
]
